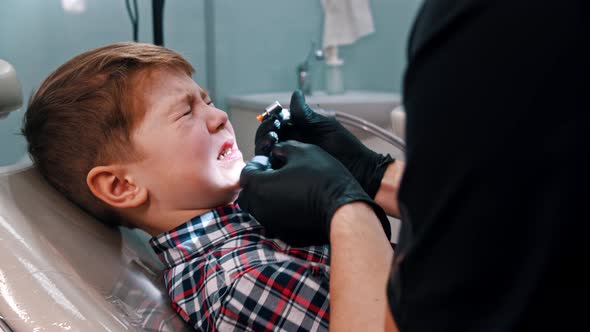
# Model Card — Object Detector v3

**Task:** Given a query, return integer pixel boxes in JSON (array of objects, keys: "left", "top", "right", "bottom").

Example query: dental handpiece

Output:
[
  {"left": 256, "top": 101, "right": 291, "bottom": 123},
  {"left": 251, "top": 101, "right": 291, "bottom": 168}
]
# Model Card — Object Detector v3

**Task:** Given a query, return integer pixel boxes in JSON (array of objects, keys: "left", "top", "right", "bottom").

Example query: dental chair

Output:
[{"left": 0, "top": 60, "right": 191, "bottom": 331}]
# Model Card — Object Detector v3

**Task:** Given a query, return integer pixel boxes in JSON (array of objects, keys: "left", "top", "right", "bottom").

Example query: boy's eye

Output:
[{"left": 180, "top": 100, "right": 212, "bottom": 118}]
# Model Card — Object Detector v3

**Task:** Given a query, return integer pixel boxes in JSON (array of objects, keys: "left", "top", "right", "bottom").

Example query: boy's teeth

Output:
[{"left": 218, "top": 147, "right": 231, "bottom": 160}]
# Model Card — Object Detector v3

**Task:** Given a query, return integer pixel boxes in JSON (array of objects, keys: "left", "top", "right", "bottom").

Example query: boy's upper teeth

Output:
[{"left": 218, "top": 147, "right": 231, "bottom": 160}]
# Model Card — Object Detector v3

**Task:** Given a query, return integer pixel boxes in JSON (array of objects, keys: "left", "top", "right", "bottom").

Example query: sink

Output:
[{"left": 228, "top": 90, "right": 401, "bottom": 130}]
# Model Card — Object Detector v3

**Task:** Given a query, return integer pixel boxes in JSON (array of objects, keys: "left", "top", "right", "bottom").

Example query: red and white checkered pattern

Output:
[{"left": 150, "top": 204, "right": 330, "bottom": 331}]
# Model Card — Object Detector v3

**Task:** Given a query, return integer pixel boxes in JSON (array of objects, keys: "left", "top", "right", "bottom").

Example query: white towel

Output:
[{"left": 321, "top": 0, "right": 375, "bottom": 49}]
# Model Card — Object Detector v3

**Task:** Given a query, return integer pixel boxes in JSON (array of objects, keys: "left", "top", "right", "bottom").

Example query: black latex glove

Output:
[
  {"left": 254, "top": 117, "right": 280, "bottom": 156},
  {"left": 262, "top": 90, "right": 395, "bottom": 198},
  {"left": 238, "top": 140, "right": 391, "bottom": 246}
]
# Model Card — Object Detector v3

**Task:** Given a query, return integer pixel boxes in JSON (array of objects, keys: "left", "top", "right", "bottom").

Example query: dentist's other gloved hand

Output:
[
  {"left": 267, "top": 90, "right": 395, "bottom": 198},
  {"left": 238, "top": 141, "right": 390, "bottom": 246}
]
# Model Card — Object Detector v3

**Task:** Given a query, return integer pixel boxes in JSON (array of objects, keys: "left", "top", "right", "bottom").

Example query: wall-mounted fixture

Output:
[
  {"left": 0, "top": 59, "right": 23, "bottom": 120},
  {"left": 296, "top": 42, "right": 324, "bottom": 96}
]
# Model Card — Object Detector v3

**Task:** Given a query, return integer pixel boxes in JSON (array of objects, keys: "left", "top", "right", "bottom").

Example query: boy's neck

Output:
[
  {"left": 129, "top": 193, "right": 242, "bottom": 237},
  {"left": 135, "top": 207, "right": 214, "bottom": 237}
]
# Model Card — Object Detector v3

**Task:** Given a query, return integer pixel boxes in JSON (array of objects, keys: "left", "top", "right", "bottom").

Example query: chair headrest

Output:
[{"left": 0, "top": 59, "right": 23, "bottom": 119}]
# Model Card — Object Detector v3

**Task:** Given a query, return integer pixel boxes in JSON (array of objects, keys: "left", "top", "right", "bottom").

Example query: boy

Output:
[{"left": 22, "top": 42, "right": 329, "bottom": 331}]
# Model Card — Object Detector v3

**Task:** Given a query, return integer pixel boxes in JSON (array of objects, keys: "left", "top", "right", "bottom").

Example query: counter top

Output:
[{"left": 227, "top": 90, "right": 401, "bottom": 111}]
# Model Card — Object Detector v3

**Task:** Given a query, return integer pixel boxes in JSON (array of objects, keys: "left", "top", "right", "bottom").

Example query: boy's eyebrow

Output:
[
  {"left": 169, "top": 93, "right": 191, "bottom": 111},
  {"left": 167, "top": 88, "right": 211, "bottom": 114},
  {"left": 200, "top": 88, "right": 211, "bottom": 101}
]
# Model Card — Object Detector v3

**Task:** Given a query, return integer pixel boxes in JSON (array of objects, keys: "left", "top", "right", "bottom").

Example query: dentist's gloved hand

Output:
[
  {"left": 238, "top": 140, "right": 390, "bottom": 246},
  {"left": 254, "top": 116, "right": 280, "bottom": 157},
  {"left": 258, "top": 90, "right": 395, "bottom": 198}
]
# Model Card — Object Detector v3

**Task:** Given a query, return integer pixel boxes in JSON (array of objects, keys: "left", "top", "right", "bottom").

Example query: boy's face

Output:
[{"left": 129, "top": 67, "right": 245, "bottom": 215}]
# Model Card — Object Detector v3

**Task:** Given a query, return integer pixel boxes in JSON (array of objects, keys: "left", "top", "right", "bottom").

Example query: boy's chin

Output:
[
  {"left": 234, "top": 160, "right": 246, "bottom": 172},
  {"left": 221, "top": 179, "right": 243, "bottom": 199},
  {"left": 227, "top": 161, "right": 246, "bottom": 184}
]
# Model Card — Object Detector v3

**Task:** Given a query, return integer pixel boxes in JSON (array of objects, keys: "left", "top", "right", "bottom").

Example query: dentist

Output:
[{"left": 239, "top": 0, "right": 587, "bottom": 331}]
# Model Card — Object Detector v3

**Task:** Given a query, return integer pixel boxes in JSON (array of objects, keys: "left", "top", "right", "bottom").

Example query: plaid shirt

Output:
[{"left": 149, "top": 204, "right": 330, "bottom": 331}]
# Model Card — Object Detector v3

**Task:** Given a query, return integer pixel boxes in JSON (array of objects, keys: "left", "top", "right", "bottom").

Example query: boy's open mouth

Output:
[{"left": 217, "top": 141, "right": 235, "bottom": 160}]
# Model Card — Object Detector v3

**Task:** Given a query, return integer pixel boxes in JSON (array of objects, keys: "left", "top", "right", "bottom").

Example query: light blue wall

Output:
[
  {"left": 0, "top": 0, "right": 208, "bottom": 166},
  {"left": 0, "top": 0, "right": 422, "bottom": 166},
  {"left": 213, "top": 0, "right": 421, "bottom": 111}
]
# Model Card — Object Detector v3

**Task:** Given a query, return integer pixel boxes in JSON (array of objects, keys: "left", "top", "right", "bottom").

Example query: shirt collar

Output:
[{"left": 149, "top": 204, "right": 262, "bottom": 268}]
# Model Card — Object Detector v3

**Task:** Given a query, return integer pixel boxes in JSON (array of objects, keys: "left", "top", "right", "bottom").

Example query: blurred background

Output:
[{"left": 0, "top": 0, "right": 422, "bottom": 166}]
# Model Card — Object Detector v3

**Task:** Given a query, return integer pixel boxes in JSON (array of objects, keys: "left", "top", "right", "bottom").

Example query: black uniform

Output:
[{"left": 389, "top": 0, "right": 589, "bottom": 330}]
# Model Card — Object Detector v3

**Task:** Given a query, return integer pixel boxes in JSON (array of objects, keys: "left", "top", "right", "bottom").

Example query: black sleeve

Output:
[{"left": 389, "top": 0, "right": 589, "bottom": 331}]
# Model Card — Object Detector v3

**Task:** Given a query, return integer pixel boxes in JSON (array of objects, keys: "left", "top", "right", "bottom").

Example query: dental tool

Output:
[{"left": 256, "top": 101, "right": 291, "bottom": 123}]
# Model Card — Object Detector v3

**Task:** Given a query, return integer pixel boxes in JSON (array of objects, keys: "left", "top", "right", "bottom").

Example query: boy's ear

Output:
[{"left": 86, "top": 165, "right": 148, "bottom": 209}]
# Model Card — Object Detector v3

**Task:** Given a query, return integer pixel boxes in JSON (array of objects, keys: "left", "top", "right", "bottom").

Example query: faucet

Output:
[{"left": 297, "top": 42, "right": 324, "bottom": 96}]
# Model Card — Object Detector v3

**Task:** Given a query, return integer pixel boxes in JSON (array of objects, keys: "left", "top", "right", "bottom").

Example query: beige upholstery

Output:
[{"left": 0, "top": 162, "right": 191, "bottom": 331}]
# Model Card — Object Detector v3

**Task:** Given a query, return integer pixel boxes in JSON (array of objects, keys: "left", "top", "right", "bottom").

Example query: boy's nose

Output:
[{"left": 207, "top": 106, "right": 228, "bottom": 133}]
